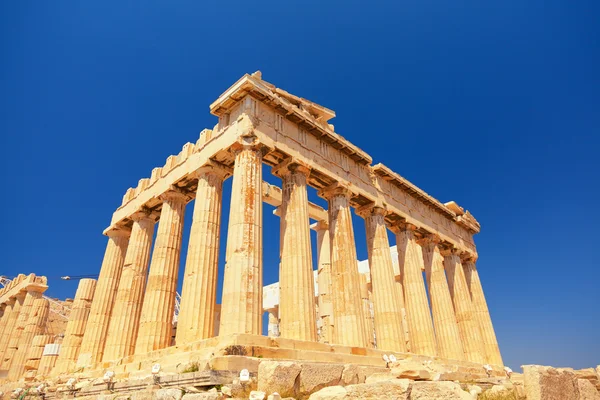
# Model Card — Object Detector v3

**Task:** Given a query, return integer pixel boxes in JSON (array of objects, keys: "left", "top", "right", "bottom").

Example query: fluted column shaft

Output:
[
  {"left": 77, "top": 230, "right": 129, "bottom": 366},
  {"left": 321, "top": 186, "right": 368, "bottom": 347},
  {"left": 176, "top": 166, "right": 227, "bottom": 344},
  {"left": 9, "top": 298, "right": 50, "bottom": 380},
  {"left": 0, "top": 304, "right": 7, "bottom": 339},
  {"left": 219, "top": 142, "right": 263, "bottom": 336},
  {"left": 462, "top": 257, "right": 503, "bottom": 365},
  {"left": 421, "top": 236, "right": 464, "bottom": 360},
  {"left": 267, "top": 308, "right": 280, "bottom": 337},
  {"left": 359, "top": 274, "right": 375, "bottom": 348},
  {"left": 2, "top": 290, "right": 42, "bottom": 370},
  {"left": 444, "top": 249, "right": 485, "bottom": 363},
  {"left": 276, "top": 163, "right": 317, "bottom": 341},
  {"left": 103, "top": 213, "right": 155, "bottom": 361},
  {"left": 395, "top": 224, "right": 437, "bottom": 356},
  {"left": 315, "top": 221, "right": 333, "bottom": 344},
  {"left": 0, "top": 297, "right": 18, "bottom": 360},
  {"left": 135, "top": 190, "right": 188, "bottom": 354},
  {"left": 54, "top": 279, "right": 96, "bottom": 373},
  {"left": 361, "top": 207, "right": 406, "bottom": 352}
]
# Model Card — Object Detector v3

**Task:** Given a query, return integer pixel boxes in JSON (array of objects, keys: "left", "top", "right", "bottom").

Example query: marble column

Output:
[
  {"left": 443, "top": 248, "right": 485, "bottom": 363},
  {"left": 135, "top": 188, "right": 189, "bottom": 354},
  {"left": 267, "top": 308, "right": 280, "bottom": 337},
  {"left": 315, "top": 220, "right": 334, "bottom": 344},
  {"left": 420, "top": 235, "right": 464, "bottom": 360},
  {"left": 0, "top": 297, "right": 18, "bottom": 360},
  {"left": 54, "top": 279, "right": 96, "bottom": 373},
  {"left": 320, "top": 185, "right": 368, "bottom": 348},
  {"left": 103, "top": 211, "right": 156, "bottom": 361},
  {"left": 2, "top": 290, "right": 43, "bottom": 370},
  {"left": 219, "top": 140, "right": 263, "bottom": 336},
  {"left": 24, "top": 334, "right": 53, "bottom": 374},
  {"left": 462, "top": 255, "right": 504, "bottom": 366},
  {"left": 9, "top": 298, "right": 50, "bottom": 380},
  {"left": 393, "top": 223, "right": 437, "bottom": 356},
  {"left": 359, "top": 274, "right": 375, "bottom": 348},
  {"left": 77, "top": 229, "right": 129, "bottom": 366},
  {"left": 176, "top": 164, "right": 228, "bottom": 344},
  {"left": 275, "top": 161, "right": 317, "bottom": 342},
  {"left": 360, "top": 206, "right": 406, "bottom": 352}
]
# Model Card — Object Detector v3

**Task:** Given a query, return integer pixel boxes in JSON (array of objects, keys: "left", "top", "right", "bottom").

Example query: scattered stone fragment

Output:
[
  {"left": 523, "top": 364, "right": 580, "bottom": 400},
  {"left": 578, "top": 379, "right": 600, "bottom": 400},
  {"left": 340, "top": 364, "right": 364, "bottom": 385},
  {"left": 155, "top": 388, "right": 184, "bottom": 400},
  {"left": 249, "top": 390, "right": 266, "bottom": 400},
  {"left": 257, "top": 361, "right": 301, "bottom": 398},
  {"left": 298, "top": 363, "right": 344, "bottom": 397},
  {"left": 410, "top": 381, "right": 473, "bottom": 400}
]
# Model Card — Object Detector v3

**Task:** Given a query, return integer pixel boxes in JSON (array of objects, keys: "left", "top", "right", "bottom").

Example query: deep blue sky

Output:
[{"left": 1, "top": 1, "right": 598, "bottom": 371}]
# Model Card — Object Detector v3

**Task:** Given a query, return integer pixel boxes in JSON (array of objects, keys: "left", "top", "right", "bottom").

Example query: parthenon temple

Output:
[{"left": 0, "top": 72, "right": 507, "bottom": 394}]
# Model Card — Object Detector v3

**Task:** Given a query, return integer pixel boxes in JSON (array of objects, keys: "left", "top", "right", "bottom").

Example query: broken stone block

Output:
[
  {"left": 155, "top": 388, "right": 184, "bottom": 400},
  {"left": 257, "top": 361, "right": 301, "bottom": 398},
  {"left": 340, "top": 364, "right": 364, "bottom": 385},
  {"left": 410, "top": 381, "right": 473, "bottom": 399},
  {"left": 298, "top": 363, "right": 344, "bottom": 397},
  {"left": 308, "top": 385, "right": 347, "bottom": 400},
  {"left": 344, "top": 379, "right": 410, "bottom": 399},
  {"left": 249, "top": 391, "right": 266, "bottom": 400},
  {"left": 578, "top": 379, "right": 600, "bottom": 400},
  {"left": 523, "top": 365, "right": 580, "bottom": 400}
]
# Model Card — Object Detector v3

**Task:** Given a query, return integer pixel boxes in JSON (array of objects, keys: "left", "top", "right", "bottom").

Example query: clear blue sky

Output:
[{"left": 1, "top": 1, "right": 598, "bottom": 371}]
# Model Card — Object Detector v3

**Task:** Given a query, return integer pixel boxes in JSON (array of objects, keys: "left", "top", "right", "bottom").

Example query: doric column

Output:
[
  {"left": 103, "top": 210, "right": 156, "bottom": 361},
  {"left": 2, "top": 289, "right": 43, "bottom": 370},
  {"left": 77, "top": 228, "right": 129, "bottom": 366},
  {"left": 420, "top": 235, "right": 464, "bottom": 360},
  {"left": 24, "top": 334, "right": 53, "bottom": 375},
  {"left": 0, "top": 297, "right": 18, "bottom": 360},
  {"left": 267, "top": 308, "right": 280, "bottom": 337},
  {"left": 462, "top": 254, "right": 503, "bottom": 365},
  {"left": 393, "top": 223, "right": 437, "bottom": 356},
  {"left": 274, "top": 160, "right": 317, "bottom": 342},
  {"left": 176, "top": 164, "right": 229, "bottom": 344},
  {"left": 8, "top": 298, "right": 50, "bottom": 380},
  {"left": 315, "top": 220, "right": 334, "bottom": 344},
  {"left": 319, "top": 184, "right": 368, "bottom": 348},
  {"left": 443, "top": 247, "right": 485, "bottom": 363},
  {"left": 359, "top": 274, "right": 375, "bottom": 348},
  {"left": 358, "top": 206, "right": 406, "bottom": 352},
  {"left": 135, "top": 188, "right": 189, "bottom": 354},
  {"left": 219, "top": 138, "right": 263, "bottom": 336},
  {"left": 54, "top": 279, "right": 96, "bottom": 373}
]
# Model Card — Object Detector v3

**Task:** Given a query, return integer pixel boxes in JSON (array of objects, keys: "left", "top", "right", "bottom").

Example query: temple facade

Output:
[{"left": 0, "top": 72, "right": 503, "bottom": 384}]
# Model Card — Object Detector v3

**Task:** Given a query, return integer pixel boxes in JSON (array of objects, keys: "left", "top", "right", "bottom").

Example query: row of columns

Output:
[
  {"left": 0, "top": 283, "right": 49, "bottom": 375},
  {"left": 64, "top": 137, "right": 501, "bottom": 372}
]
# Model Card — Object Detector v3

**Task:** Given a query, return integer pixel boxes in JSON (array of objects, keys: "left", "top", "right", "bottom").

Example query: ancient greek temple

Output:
[{"left": 0, "top": 72, "right": 503, "bottom": 383}]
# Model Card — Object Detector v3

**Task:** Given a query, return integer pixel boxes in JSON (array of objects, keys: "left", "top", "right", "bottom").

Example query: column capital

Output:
[
  {"left": 131, "top": 207, "right": 159, "bottom": 223},
  {"left": 440, "top": 246, "right": 461, "bottom": 258},
  {"left": 230, "top": 133, "right": 268, "bottom": 155},
  {"left": 192, "top": 160, "right": 232, "bottom": 181},
  {"left": 272, "top": 158, "right": 311, "bottom": 179},
  {"left": 158, "top": 186, "right": 193, "bottom": 204},
  {"left": 355, "top": 204, "right": 386, "bottom": 219},
  {"left": 104, "top": 226, "right": 132, "bottom": 239},
  {"left": 388, "top": 221, "right": 419, "bottom": 234},
  {"left": 417, "top": 233, "right": 441, "bottom": 248},
  {"left": 317, "top": 182, "right": 353, "bottom": 200},
  {"left": 460, "top": 252, "right": 478, "bottom": 264},
  {"left": 311, "top": 219, "right": 329, "bottom": 231}
]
